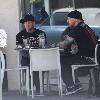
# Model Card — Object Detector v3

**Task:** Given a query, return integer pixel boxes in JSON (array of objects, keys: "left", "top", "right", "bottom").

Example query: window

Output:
[{"left": 51, "top": 12, "right": 69, "bottom": 25}]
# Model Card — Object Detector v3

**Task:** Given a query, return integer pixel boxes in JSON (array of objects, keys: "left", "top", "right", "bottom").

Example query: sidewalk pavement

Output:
[{"left": 3, "top": 90, "right": 100, "bottom": 100}]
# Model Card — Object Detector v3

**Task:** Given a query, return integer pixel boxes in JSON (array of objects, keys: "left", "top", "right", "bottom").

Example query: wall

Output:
[
  {"left": 75, "top": 0, "right": 100, "bottom": 8},
  {"left": 0, "top": 0, "right": 20, "bottom": 90}
]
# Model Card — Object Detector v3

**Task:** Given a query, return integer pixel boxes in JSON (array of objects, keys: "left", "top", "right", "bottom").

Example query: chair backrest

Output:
[
  {"left": 29, "top": 47, "right": 61, "bottom": 72},
  {"left": 95, "top": 44, "right": 100, "bottom": 65}
]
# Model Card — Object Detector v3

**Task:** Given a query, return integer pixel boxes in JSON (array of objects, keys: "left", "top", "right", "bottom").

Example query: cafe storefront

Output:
[{"left": 0, "top": 0, "right": 100, "bottom": 91}]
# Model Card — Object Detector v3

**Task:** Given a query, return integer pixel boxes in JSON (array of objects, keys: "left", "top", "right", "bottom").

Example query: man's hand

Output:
[
  {"left": 57, "top": 35, "right": 74, "bottom": 49},
  {"left": 64, "top": 35, "right": 74, "bottom": 42},
  {"left": 70, "top": 44, "right": 78, "bottom": 54},
  {"left": 57, "top": 41, "right": 67, "bottom": 49}
]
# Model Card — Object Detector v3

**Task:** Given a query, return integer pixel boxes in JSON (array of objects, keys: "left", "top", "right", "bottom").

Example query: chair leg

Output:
[
  {"left": 72, "top": 65, "right": 75, "bottom": 84},
  {"left": 26, "top": 68, "right": 29, "bottom": 97},
  {"left": 59, "top": 70, "right": 62, "bottom": 97},
  {"left": 42, "top": 72, "right": 44, "bottom": 92},
  {"left": 19, "top": 70, "right": 22, "bottom": 94},
  {"left": 72, "top": 65, "right": 79, "bottom": 84},
  {"left": 47, "top": 71, "right": 50, "bottom": 92},
  {"left": 31, "top": 73, "right": 34, "bottom": 99},
  {"left": 57, "top": 71, "right": 60, "bottom": 96},
  {"left": 20, "top": 69, "right": 24, "bottom": 94}
]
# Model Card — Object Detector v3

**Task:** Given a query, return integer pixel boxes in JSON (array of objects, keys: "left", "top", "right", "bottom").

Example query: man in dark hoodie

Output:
[{"left": 58, "top": 10, "right": 97, "bottom": 95}]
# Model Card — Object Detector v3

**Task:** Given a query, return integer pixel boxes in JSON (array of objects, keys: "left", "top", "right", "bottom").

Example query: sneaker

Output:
[
  {"left": 74, "top": 82, "right": 82, "bottom": 92},
  {"left": 63, "top": 85, "right": 77, "bottom": 95}
]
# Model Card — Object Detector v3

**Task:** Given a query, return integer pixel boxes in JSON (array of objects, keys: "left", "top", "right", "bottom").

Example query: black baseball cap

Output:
[{"left": 20, "top": 14, "right": 35, "bottom": 24}]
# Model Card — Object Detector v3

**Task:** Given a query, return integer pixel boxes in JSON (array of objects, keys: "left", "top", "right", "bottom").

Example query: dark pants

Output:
[
  {"left": 21, "top": 51, "right": 40, "bottom": 92},
  {"left": 60, "top": 54, "right": 94, "bottom": 87},
  {"left": 32, "top": 71, "right": 40, "bottom": 92}
]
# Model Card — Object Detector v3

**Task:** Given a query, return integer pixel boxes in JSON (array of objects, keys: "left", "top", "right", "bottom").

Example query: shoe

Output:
[
  {"left": 63, "top": 85, "right": 77, "bottom": 95},
  {"left": 74, "top": 82, "right": 82, "bottom": 92}
]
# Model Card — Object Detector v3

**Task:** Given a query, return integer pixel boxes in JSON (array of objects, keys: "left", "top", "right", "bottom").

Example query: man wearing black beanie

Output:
[{"left": 57, "top": 10, "right": 97, "bottom": 96}]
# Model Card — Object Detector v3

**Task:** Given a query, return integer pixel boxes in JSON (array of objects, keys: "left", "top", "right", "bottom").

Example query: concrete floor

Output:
[
  {"left": 3, "top": 75, "right": 100, "bottom": 100},
  {"left": 3, "top": 90, "right": 100, "bottom": 100}
]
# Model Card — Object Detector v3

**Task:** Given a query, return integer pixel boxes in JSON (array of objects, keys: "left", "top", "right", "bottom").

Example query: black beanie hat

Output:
[
  {"left": 20, "top": 14, "right": 35, "bottom": 24},
  {"left": 67, "top": 10, "right": 83, "bottom": 20}
]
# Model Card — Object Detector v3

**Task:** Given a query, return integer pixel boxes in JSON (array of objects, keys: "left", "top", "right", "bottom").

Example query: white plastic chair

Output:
[
  {"left": 0, "top": 29, "right": 7, "bottom": 100},
  {"left": 29, "top": 47, "right": 62, "bottom": 99},
  {"left": 4, "top": 67, "right": 29, "bottom": 96},
  {"left": 0, "top": 50, "right": 6, "bottom": 100},
  {"left": 5, "top": 50, "right": 30, "bottom": 97},
  {"left": 71, "top": 44, "right": 100, "bottom": 83},
  {"left": 0, "top": 50, "right": 6, "bottom": 84},
  {"left": 0, "top": 64, "right": 2, "bottom": 100}
]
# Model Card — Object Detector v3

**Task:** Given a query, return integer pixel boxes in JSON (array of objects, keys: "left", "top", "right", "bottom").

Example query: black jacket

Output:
[
  {"left": 61, "top": 22, "right": 97, "bottom": 57},
  {"left": 16, "top": 28, "right": 46, "bottom": 48}
]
